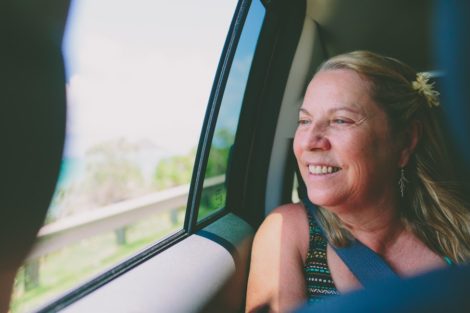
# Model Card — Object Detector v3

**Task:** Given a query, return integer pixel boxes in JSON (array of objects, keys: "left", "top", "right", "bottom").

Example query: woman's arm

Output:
[{"left": 246, "top": 203, "right": 309, "bottom": 313}]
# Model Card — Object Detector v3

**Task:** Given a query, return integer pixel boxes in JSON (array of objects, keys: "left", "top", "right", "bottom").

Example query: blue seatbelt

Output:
[{"left": 300, "top": 194, "right": 400, "bottom": 288}]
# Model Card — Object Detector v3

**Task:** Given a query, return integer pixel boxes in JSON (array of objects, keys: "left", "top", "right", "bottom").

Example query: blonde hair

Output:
[{"left": 311, "top": 50, "right": 470, "bottom": 263}]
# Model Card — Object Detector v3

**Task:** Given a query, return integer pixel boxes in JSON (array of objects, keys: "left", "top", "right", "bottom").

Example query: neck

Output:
[{"left": 332, "top": 197, "right": 405, "bottom": 255}]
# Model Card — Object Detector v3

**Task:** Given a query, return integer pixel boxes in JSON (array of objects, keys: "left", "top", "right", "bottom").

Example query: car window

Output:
[
  {"left": 11, "top": 0, "right": 237, "bottom": 311},
  {"left": 197, "top": 0, "right": 266, "bottom": 222}
]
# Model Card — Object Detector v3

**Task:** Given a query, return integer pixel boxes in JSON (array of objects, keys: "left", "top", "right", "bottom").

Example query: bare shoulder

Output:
[
  {"left": 269, "top": 203, "right": 309, "bottom": 238},
  {"left": 254, "top": 203, "right": 309, "bottom": 253},
  {"left": 270, "top": 202, "right": 309, "bottom": 221},
  {"left": 246, "top": 202, "right": 310, "bottom": 312}
]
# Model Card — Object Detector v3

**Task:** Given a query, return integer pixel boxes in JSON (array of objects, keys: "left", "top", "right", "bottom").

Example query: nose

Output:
[{"left": 297, "top": 125, "right": 331, "bottom": 151}]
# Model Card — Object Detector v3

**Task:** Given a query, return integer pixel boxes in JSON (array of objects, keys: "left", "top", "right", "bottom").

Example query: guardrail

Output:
[{"left": 26, "top": 175, "right": 225, "bottom": 261}]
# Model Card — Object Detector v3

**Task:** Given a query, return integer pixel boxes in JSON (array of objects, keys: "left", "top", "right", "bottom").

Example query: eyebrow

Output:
[
  {"left": 298, "top": 106, "right": 363, "bottom": 115},
  {"left": 299, "top": 107, "right": 311, "bottom": 115}
]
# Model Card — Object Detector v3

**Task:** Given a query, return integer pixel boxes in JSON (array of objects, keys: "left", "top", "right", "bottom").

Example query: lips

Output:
[{"left": 308, "top": 164, "right": 341, "bottom": 175}]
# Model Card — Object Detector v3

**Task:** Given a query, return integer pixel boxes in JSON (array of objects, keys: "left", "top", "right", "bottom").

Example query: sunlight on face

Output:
[{"left": 293, "top": 69, "right": 401, "bottom": 213}]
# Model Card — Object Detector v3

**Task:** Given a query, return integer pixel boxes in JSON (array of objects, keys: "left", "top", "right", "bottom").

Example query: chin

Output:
[{"left": 306, "top": 189, "right": 338, "bottom": 208}]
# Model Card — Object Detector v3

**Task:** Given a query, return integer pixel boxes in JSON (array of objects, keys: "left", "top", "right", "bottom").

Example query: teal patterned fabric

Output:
[
  {"left": 303, "top": 208, "right": 339, "bottom": 303},
  {"left": 303, "top": 208, "right": 454, "bottom": 303}
]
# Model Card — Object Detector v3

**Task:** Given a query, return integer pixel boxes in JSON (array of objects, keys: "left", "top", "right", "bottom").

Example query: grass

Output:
[
  {"left": 10, "top": 186, "right": 226, "bottom": 313},
  {"left": 10, "top": 208, "right": 185, "bottom": 313}
]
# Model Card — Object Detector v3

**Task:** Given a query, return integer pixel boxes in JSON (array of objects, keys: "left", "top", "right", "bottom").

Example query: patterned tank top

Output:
[
  {"left": 303, "top": 207, "right": 455, "bottom": 303},
  {"left": 303, "top": 208, "right": 339, "bottom": 303}
]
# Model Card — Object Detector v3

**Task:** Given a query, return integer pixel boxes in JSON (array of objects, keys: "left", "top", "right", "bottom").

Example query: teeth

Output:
[{"left": 308, "top": 165, "right": 340, "bottom": 175}]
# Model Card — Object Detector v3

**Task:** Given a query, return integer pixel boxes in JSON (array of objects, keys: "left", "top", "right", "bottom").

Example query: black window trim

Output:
[
  {"left": 227, "top": 0, "right": 306, "bottom": 228},
  {"left": 184, "top": 0, "right": 257, "bottom": 233}
]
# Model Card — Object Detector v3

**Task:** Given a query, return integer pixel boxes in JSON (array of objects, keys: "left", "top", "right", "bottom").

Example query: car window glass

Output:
[
  {"left": 198, "top": 0, "right": 266, "bottom": 222},
  {"left": 10, "top": 0, "right": 237, "bottom": 311}
]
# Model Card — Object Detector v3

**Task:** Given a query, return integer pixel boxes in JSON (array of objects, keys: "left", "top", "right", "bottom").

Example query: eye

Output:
[
  {"left": 331, "top": 118, "right": 352, "bottom": 125},
  {"left": 297, "top": 118, "right": 311, "bottom": 126}
]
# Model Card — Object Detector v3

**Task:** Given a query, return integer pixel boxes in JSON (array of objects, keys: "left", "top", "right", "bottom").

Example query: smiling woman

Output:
[
  {"left": 8, "top": 1, "right": 469, "bottom": 312},
  {"left": 295, "top": 69, "right": 398, "bottom": 212},
  {"left": 245, "top": 50, "right": 470, "bottom": 313}
]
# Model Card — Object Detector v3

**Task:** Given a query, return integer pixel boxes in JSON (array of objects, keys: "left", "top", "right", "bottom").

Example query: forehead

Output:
[{"left": 302, "top": 69, "right": 375, "bottom": 113}]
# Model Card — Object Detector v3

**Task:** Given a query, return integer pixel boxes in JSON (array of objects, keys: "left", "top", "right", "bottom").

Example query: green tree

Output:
[
  {"left": 152, "top": 128, "right": 234, "bottom": 190},
  {"left": 83, "top": 138, "right": 145, "bottom": 206},
  {"left": 205, "top": 128, "right": 233, "bottom": 178},
  {"left": 153, "top": 148, "right": 196, "bottom": 190}
]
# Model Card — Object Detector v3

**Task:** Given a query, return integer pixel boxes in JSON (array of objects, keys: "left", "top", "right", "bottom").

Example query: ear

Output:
[{"left": 398, "top": 120, "right": 422, "bottom": 168}]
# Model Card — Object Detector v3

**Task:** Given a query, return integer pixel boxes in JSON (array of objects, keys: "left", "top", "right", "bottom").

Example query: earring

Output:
[{"left": 398, "top": 168, "right": 408, "bottom": 198}]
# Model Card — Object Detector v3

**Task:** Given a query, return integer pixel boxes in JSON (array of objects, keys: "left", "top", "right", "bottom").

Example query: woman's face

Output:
[{"left": 294, "top": 69, "right": 401, "bottom": 213}]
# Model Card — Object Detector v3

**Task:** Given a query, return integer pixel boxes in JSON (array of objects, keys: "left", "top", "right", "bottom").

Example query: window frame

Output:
[
  {"left": 35, "top": 1, "right": 260, "bottom": 311},
  {"left": 226, "top": 0, "right": 306, "bottom": 228},
  {"left": 184, "top": 0, "right": 256, "bottom": 233}
]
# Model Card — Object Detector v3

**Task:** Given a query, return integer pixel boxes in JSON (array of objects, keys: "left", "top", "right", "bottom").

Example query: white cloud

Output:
[{"left": 63, "top": 0, "right": 237, "bottom": 157}]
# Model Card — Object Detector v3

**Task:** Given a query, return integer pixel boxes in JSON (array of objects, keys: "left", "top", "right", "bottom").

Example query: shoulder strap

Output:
[{"left": 300, "top": 193, "right": 399, "bottom": 288}]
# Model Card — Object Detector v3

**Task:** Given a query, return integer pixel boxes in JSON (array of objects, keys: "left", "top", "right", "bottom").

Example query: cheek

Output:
[
  {"left": 292, "top": 132, "right": 302, "bottom": 159},
  {"left": 336, "top": 131, "right": 380, "bottom": 172},
  {"left": 335, "top": 131, "right": 367, "bottom": 157},
  {"left": 345, "top": 132, "right": 397, "bottom": 182}
]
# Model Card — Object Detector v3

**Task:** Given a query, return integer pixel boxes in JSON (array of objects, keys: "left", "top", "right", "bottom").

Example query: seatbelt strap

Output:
[{"left": 301, "top": 195, "right": 400, "bottom": 288}]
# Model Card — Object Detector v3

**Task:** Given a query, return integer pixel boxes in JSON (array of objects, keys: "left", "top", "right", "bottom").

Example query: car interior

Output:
[{"left": 7, "top": 0, "right": 469, "bottom": 312}]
